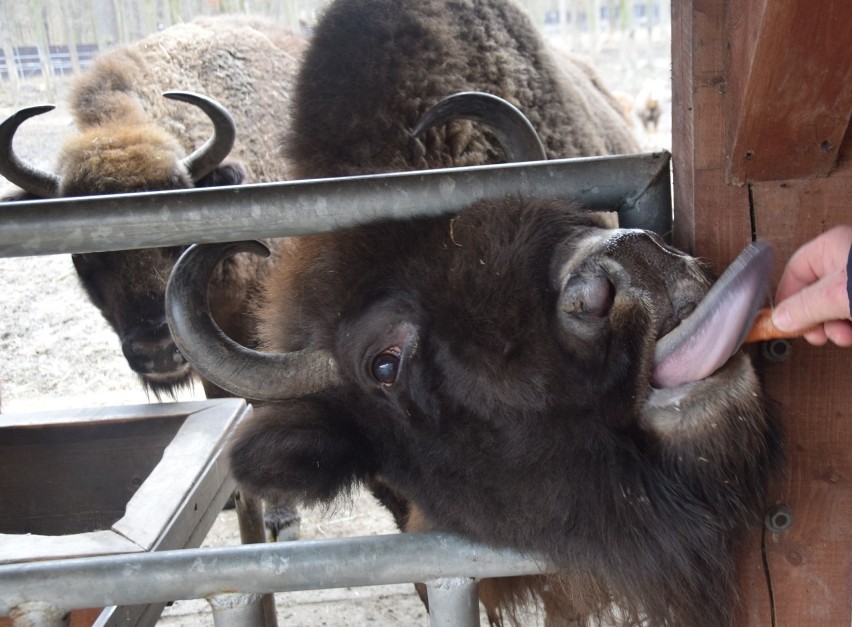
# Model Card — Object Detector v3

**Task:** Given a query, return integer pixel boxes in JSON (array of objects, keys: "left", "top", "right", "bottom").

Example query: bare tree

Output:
[
  {"left": 0, "top": 13, "right": 21, "bottom": 102},
  {"left": 59, "top": 2, "right": 81, "bottom": 75}
]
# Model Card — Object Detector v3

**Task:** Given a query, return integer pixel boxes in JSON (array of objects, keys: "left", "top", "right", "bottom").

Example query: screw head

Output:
[
  {"left": 765, "top": 505, "right": 793, "bottom": 533},
  {"left": 761, "top": 339, "right": 792, "bottom": 363}
]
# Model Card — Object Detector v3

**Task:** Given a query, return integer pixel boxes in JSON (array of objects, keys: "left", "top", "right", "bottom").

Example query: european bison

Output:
[
  {"left": 0, "top": 16, "right": 305, "bottom": 399},
  {"left": 0, "top": 15, "right": 306, "bottom": 539},
  {"left": 167, "top": 0, "right": 781, "bottom": 625}
]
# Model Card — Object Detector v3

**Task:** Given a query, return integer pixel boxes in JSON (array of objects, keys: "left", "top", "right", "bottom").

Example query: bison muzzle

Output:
[{"left": 166, "top": 196, "right": 782, "bottom": 626}]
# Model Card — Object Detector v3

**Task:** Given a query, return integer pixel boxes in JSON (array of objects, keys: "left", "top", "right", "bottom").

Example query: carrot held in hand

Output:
[{"left": 743, "top": 308, "right": 818, "bottom": 343}]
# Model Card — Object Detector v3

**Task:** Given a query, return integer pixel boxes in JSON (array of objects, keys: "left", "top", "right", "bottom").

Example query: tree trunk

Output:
[
  {"left": 59, "top": 2, "right": 81, "bottom": 75},
  {"left": 0, "top": 8, "right": 21, "bottom": 103}
]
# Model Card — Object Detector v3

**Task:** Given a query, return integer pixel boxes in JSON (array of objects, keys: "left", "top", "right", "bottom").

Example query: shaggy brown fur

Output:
[
  {"left": 233, "top": 202, "right": 781, "bottom": 626},
  {"left": 215, "top": 1, "right": 777, "bottom": 625},
  {"left": 4, "top": 16, "right": 306, "bottom": 397},
  {"left": 285, "top": 0, "right": 637, "bottom": 179},
  {"left": 68, "top": 16, "right": 306, "bottom": 183}
]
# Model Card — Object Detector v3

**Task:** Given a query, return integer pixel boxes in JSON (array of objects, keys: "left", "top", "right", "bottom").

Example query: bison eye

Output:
[{"left": 372, "top": 350, "right": 401, "bottom": 385}]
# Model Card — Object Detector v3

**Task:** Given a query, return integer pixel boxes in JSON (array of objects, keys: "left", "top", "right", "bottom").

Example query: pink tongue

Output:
[{"left": 651, "top": 241, "right": 774, "bottom": 389}]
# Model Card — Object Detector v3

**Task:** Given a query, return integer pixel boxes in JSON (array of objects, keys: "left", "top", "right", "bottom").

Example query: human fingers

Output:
[
  {"left": 775, "top": 225, "right": 852, "bottom": 303},
  {"left": 773, "top": 270, "right": 849, "bottom": 333},
  {"left": 803, "top": 321, "right": 852, "bottom": 347},
  {"left": 824, "top": 319, "right": 852, "bottom": 347},
  {"left": 801, "top": 326, "right": 828, "bottom": 346}
]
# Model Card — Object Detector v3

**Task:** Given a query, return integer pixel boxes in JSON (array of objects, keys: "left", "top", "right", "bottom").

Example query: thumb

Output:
[{"left": 772, "top": 271, "right": 850, "bottom": 332}]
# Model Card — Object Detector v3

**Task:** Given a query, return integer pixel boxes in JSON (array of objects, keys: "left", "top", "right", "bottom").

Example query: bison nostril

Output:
[
  {"left": 122, "top": 335, "right": 185, "bottom": 374},
  {"left": 561, "top": 273, "right": 614, "bottom": 319}
]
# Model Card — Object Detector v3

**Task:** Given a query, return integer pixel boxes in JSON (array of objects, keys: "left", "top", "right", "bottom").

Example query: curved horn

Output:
[
  {"left": 0, "top": 105, "right": 61, "bottom": 197},
  {"left": 163, "top": 91, "right": 236, "bottom": 183},
  {"left": 165, "top": 240, "right": 340, "bottom": 400},
  {"left": 411, "top": 91, "right": 547, "bottom": 163}
]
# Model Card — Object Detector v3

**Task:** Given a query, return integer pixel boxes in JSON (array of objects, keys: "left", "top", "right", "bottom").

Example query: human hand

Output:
[{"left": 772, "top": 225, "right": 852, "bottom": 347}]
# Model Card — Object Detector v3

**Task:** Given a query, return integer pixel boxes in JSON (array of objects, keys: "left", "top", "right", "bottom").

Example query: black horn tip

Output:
[
  {"left": 166, "top": 91, "right": 237, "bottom": 183},
  {"left": 411, "top": 91, "right": 546, "bottom": 163},
  {"left": 1, "top": 105, "right": 61, "bottom": 198},
  {"left": 410, "top": 92, "right": 500, "bottom": 137},
  {"left": 4, "top": 104, "right": 56, "bottom": 125},
  {"left": 163, "top": 90, "right": 216, "bottom": 106}
]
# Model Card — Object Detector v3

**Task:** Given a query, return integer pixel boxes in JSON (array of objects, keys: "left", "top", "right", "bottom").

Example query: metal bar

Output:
[
  {"left": 208, "top": 593, "right": 266, "bottom": 627},
  {"left": 0, "top": 532, "right": 547, "bottom": 617},
  {"left": 0, "top": 152, "right": 671, "bottom": 257},
  {"left": 233, "top": 490, "right": 279, "bottom": 627},
  {"left": 426, "top": 578, "right": 480, "bottom": 627},
  {"left": 234, "top": 490, "right": 267, "bottom": 546}
]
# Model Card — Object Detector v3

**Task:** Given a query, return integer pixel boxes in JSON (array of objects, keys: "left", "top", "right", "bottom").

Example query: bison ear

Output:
[
  {"left": 228, "top": 398, "right": 370, "bottom": 507},
  {"left": 193, "top": 161, "right": 246, "bottom": 188}
]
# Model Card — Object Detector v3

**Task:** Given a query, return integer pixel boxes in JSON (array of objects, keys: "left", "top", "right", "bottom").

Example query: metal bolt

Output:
[
  {"left": 765, "top": 505, "right": 793, "bottom": 533},
  {"left": 761, "top": 339, "right": 791, "bottom": 363}
]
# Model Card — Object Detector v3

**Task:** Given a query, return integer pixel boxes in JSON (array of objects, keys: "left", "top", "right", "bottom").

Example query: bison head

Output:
[
  {"left": 0, "top": 92, "right": 244, "bottom": 396},
  {"left": 166, "top": 196, "right": 781, "bottom": 625}
]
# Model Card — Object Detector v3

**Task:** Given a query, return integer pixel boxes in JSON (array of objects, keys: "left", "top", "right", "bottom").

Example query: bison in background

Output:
[
  {"left": 285, "top": 0, "right": 636, "bottom": 181},
  {"left": 0, "top": 16, "right": 306, "bottom": 538},
  {"left": 167, "top": 0, "right": 781, "bottom": 625},
  {"left": 0, "top": 15, "right": 304, "bottom": 399}
]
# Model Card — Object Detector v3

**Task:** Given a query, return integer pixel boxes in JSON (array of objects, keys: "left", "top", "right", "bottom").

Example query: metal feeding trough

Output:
[{"left": 0, "top": 399, "right": 250, "bottom": 626}]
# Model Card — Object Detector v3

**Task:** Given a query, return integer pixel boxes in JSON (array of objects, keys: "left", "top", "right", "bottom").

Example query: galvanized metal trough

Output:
[{"left": 0, "top": 400, "right": 250, "bottom": 627}]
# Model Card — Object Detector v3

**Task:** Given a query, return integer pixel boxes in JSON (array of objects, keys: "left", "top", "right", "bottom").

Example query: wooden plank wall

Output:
[{"left": 672, "top": 0, "right": 851, "bottom": 624}]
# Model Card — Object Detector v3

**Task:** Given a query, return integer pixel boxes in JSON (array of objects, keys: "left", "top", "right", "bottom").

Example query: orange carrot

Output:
[{"left": 743, "top": 308, "right": 818, "bottom": 343}]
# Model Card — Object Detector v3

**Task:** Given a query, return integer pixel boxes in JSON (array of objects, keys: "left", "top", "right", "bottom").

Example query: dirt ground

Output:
[
  {"left": 0, "top": 88, "right": 437, "bottom": 626},
  {"left": 0, "top": 34, "right": 671, "bottom": 626}
]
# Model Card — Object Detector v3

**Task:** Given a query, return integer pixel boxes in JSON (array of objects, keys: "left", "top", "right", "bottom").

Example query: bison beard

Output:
[{"left": 216, "top": 199, "right": 783, "bottom": 627}]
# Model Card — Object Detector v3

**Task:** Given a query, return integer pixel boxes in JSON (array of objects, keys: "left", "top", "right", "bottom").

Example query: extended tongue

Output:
[{"left": 651, "top": 241, "right": 774, "bottom": 389}]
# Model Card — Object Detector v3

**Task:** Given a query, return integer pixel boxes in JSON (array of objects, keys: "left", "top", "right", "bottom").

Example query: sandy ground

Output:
[
  {"left": 0, "top": 91, "right": 435, "bottom": 625},
  {"left": 0, "top": 32, "right": 671, "bottom": 626},
  {"left": 163, "top": 500, "right": 436, "bottom": 626}
]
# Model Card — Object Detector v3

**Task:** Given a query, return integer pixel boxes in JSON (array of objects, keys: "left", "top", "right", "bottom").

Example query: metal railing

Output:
[
  {"left": 0, "top": 533, "right": 550, "bottom": 627},
  {"left": 0, "top": 44, "right": 100, "bottom": 80},
  {"left": 0, "top": 152, "right": 672, "bottom": 626},
  {"left": 0, "top": 152, "right": 672, "bottom": 257}
]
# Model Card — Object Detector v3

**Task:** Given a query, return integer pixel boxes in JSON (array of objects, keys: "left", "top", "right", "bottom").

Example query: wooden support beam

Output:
[
  {"left": 672, "top": 1, "right": 851, "bottom": 624},
  {"left": 727, "top": 0, "right": 852, "bottom": 184}
]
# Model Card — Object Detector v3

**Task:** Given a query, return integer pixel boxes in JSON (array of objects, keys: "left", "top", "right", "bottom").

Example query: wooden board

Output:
[
  {"left": 727, "top": 0, "right": 852, "bottom": 184},
  {"left": 672, "top": 1, "right": 851, "bottom": 624}
]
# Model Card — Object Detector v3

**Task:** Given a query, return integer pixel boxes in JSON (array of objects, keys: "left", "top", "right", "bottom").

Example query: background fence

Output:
[{"left": 0, "top": 1, "right": 670, "bottom": 96}]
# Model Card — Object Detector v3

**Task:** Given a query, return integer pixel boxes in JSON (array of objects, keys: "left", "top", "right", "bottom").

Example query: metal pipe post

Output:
[
  {"left": 426, "top": 577, "right": 480, "bottom": 627},
  {"left": 0, "top": 153, "right": 671, "bottom": 257},
  {"left": 208, "top": 593, "right": 266, "bottom": 627},
  {"left": 0, "top": 533, "right": 548, "bottom": 616},
  {"left": 233, "top": 490, "right": 278, "bottom": 627}
]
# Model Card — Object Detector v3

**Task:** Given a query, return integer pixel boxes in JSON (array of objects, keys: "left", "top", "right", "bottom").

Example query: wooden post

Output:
[
  {"left": 726, "top": 0, "right": 852, "bottom": 185},
  {"left": 672, "top": 0, "right": 851, "bottom": 624}
]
